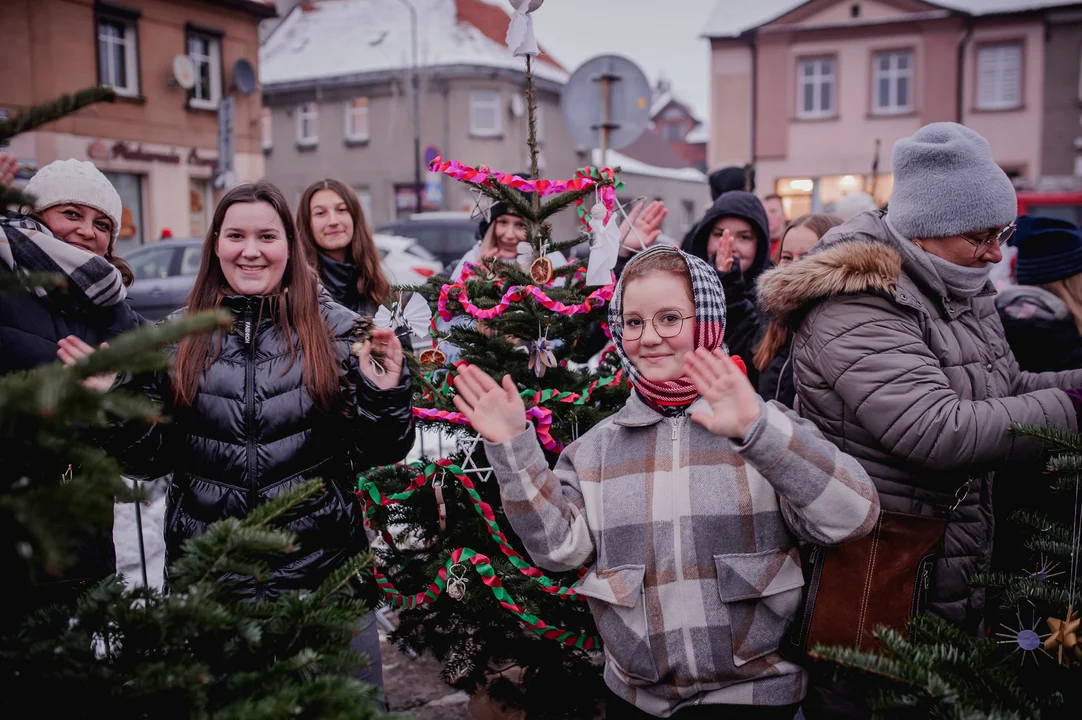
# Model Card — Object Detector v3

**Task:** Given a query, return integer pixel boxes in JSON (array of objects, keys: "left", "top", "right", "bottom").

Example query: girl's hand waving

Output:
[
  {"left": 452, "top": 364, "right": 527, "bottom": 445},
  {"left": 684, "top": 348, "right": 762, "bottom": 440},
  {"left": 57, "top": 336, "right": 116, "bottom": 392}
]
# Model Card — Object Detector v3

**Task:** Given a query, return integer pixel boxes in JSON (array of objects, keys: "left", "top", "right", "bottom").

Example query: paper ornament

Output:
[
  {"left": 585, "top": 202, "right": 623, "bottom": 286},
  {"left": 374, "top": 292, "right": 432, "bottom": 337},
  {"left": 506, "top": 0, "right": 543, "bottom": 57},
  {"left": 528, "top": 332, "right": 557, "bottom": 378},
  {"left": 516, "top": 241, "right": 536, "bottom": 272}
]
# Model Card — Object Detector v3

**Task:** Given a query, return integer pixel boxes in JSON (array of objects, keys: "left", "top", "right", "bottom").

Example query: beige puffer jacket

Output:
[{"left": 756, "top": 211, "right": 1082, "bottom": 629}]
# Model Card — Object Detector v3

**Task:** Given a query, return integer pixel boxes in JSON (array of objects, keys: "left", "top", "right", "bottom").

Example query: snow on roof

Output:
[
  {"left": 594, "top": 149, "right": 707, "bottom": 184},
  {"left": 260, "top": 0, "right": 568, "bottom": 88},
  {"left": 684, "top": 123, "right": 709, "bottom": 145},
  {"left": 700, "top": 0, "right": 1082, "bottom": 38}
]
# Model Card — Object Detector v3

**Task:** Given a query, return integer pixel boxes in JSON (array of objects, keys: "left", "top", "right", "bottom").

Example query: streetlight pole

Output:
[{"left": 399, "top": 0, "right": 423, "bottom": 215}]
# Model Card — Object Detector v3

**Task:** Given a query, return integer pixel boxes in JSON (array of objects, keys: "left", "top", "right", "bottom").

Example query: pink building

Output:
[{"left": 703, "top": 0, "right": 1082, "bottom": 218}]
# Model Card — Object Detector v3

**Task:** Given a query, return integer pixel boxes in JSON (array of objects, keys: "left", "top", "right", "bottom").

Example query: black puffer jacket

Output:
[
  {"left": 317, "top": 252, "right": 413, "bottom": 351},
  {"left": 113, "top": 294, "right": 415, "bottom": 598}
]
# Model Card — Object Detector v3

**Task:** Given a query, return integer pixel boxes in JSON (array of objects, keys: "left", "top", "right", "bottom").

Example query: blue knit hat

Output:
[
  {"left": 1010, "top": 215, "right": 1082, "bottom": 286},
  {"left": 885, "top": 122, "right": 1017, "bottom": 240}
]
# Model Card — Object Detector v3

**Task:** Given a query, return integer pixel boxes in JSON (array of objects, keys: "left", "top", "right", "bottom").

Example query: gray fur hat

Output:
[{"left": 885, "top": 122, "right": 1017, "bottom": 240}]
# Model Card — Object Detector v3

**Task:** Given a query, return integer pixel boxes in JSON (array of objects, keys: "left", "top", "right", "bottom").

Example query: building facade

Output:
[
  {"left": 260, "top": 0, "right": 583, "bottom": 232},
  {"left": 702, "top": 0, "right": 1082, "bottom": 217},
  {"left": 1, "top": 0, "right": 273, "bottom": 252}
]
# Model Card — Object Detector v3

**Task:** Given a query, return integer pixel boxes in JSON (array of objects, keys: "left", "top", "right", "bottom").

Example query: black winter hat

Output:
[
  {"left": 708, "top": 165, "right": 755, "bottom": 201},
  {"left": 1011, "top": 215, "right": 1082, "bottom": 286}
]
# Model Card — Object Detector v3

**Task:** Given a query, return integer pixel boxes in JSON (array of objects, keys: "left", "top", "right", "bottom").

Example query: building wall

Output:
[
  {"left": 707, "top": 39, "right": 753, "bottom": 170},
  {"left": 1041, "top": 10, "right": 1082, "bottom": 178},
  {"left": 0, "top": 0, "right": 267, "bottom": 247},
  {"left": 263, "top": 74, "right": 581, "bottom": 236},
  {"left": 961, "top": 17, "right": 1046, "bottom": 179},
  {"left": 616, "top": 174, "right": 710, "bottom": 238}
]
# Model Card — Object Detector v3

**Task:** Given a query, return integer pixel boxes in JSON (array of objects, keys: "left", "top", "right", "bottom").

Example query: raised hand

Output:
[
  {"left": 57, "top": 336, "right": 116, "bottom": 393},
  {"left": 618, "top": 200, "right": 668, "bottom": 256},
  {"left": 358, "top": 327, "right": 404, "bottom": 390},
  {"left": 452, "top": 364, "right": 527, "bottom": 445},
  {"left": 714, "top": 229, "right": 735, "bottom": 273},
  {"left": 0, "top": 152, "right": 17, "bottom": 187},
  {"left": 684, "top": 348, "right": 762, "bottom": 440}
]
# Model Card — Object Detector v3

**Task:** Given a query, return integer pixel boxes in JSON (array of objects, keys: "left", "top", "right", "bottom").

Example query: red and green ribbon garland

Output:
[{"left": 374, "top": 548, "right": 599, "bottom": 650}]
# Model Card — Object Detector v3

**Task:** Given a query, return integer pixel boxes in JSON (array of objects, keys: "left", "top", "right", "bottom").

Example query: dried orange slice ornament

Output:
[
  {"left": 530, "top": 256, "right": 554, "bottom": 285},
  {"left": 419, "top": 348, "right": 447, "bottom": 367}
]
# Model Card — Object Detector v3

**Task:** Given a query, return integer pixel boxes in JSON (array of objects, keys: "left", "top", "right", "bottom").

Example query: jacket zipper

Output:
[
  {"left": 242, "top": 301, "right": 262, "bottom": 598},
  {"left": 668, "top": 415, "right": 702, "bottom": 696}
]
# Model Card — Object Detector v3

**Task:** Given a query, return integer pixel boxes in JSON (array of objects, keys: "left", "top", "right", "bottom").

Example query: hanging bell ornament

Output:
[
  {"left": 530, "top": 256, "right": 554, "bottom": 285},
  {"left": 446, "top": 562, "right": 468, "bottom": 601}
]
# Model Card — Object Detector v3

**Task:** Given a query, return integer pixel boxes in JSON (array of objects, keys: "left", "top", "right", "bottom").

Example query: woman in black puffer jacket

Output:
[{"left": 66, "top": 182, "right": 414, "bottom": 704}]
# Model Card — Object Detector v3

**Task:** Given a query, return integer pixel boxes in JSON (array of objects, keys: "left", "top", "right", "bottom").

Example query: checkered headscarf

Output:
[{"left": 608, "top": 245, "right": 727, "bottom": 409}]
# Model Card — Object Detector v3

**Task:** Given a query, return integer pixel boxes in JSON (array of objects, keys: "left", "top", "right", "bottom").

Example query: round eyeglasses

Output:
[
  {"left": 961, "top": 222, "right": 1015, "bottom": 257},
  {"left": 619, "top": 311, "right": 694, "bottom": 341}
]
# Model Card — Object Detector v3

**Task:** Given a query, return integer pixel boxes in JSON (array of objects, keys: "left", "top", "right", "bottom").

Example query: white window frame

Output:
[
  {"left": 261, "top": 107, "right": 273, "bottom": 151},
  {"left": 97, "top": 17, "right": 139, "bottom": 97},
  {"left": 796, "top": 57, "right": 836, "bottom": 120},
  {"left": 470, "top": 91, "right": 501, "bottom": 137},
  {"left": 977, "top": 42, "right": 1023, "bottom": 111},
  {"left": 872, "top": 50, "right": 914, "bottom": 115},
  {"left": 187, "top": 32, "right": 222, "bottom": 111},
  {"left": 344, "top": 97, "right": 370, "bottom": 142},
  {"left": 296, "top": 102, "right": 319, "bottom": 146}
]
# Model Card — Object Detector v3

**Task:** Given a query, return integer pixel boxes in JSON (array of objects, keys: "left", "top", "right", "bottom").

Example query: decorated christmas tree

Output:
[
  {"left": 1, "top": 91, "right": 389, "bottom": 718},
  {"left": 356, "top": 17, "right": 641, "bottom": 716},
  {"left": 810, "top": 422, "right": 1082, "bottom": 718}
]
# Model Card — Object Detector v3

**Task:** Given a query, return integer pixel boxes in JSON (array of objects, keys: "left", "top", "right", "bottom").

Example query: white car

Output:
[{"left": 374, "top": 232, "right": 444, "bottom": 287}]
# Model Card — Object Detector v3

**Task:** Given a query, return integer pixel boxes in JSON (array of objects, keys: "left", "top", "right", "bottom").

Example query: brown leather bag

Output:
[{"left": 782, "top": 509, "right": 950, "bottom": 659}]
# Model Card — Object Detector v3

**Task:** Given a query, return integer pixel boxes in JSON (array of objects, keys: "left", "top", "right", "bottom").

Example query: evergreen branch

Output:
[
  {"left": 1007, "top": 509, "right": 1075, "bottom": 543},
  {"left": 0, "top": 185, "right": 35, "bottom": 209},
  {"left": 1008, "top": 423, "right": 1082, "bottom": 453},
  {"left": 0, "top": 87, "right": 117, "bottom": 141},
  {"left": 0, "top": 270, "right": 66, "bottom": 293}
]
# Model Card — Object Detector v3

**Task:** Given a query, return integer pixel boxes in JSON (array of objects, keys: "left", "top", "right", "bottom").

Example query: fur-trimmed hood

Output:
[{"left": 756, "top": 210, "right": 974, "bottom": 326}]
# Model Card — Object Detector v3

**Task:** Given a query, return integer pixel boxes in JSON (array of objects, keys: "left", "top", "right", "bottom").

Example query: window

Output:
[
  {"left": 187, "top": 32, "right": 222, "bottom": 110},
  {"left": 977, "top": 43, "right": 1022, "bottom": 110},
  {"left": 797, "top": 57, "right": 835, "bottom": 119},
  {"left": 261, "top": 107, "right": 273, "bottom": 151},
  {"left": 296, "top": 102, "right": 319, "bottom": 146},
  {"left": 97, "top": 17, "right": 139, "bottom": 96},
  {"left": 345, "top": 97, "right": 370, "bottom": 142},
  {"left": 129, "top": 246, "right": 176, "bottom": 281},
  {"left": 180, "top": 246, "right": 203, "bottom": 276},
  {"left": 662, "top": 122, "right": 685, "bottom": 142},
  {"left": 103, "top": 171, "right": 144, "bottom": 247},
  {"left": 872, "top": 51, "right": 913, "bottom": 115},
  {"left": 353, "top": 186, "right": 373, "bottom": 221},
  {"left": 470, "top": 91, "right": 501, "bottom": 137}
]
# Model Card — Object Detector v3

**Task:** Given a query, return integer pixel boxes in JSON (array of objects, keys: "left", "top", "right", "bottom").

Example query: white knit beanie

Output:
[{"left": 25, "top": 159, "right": 124, "bottom": 244}]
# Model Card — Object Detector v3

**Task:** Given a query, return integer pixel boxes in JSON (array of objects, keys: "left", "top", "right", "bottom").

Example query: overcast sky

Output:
[{"left": 483, "top": 0, "right": 719, "bottom": 121}]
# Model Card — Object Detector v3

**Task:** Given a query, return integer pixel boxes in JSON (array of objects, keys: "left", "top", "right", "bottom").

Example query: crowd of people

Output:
[{"left": 4, "top": 119, "right": 1082, "bottom": 718}]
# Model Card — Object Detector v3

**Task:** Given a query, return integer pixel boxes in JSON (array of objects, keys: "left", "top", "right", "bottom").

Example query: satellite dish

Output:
[
  {"left": 172, "top": 54, "right": 196, "bottom": 90},
  {"left": 510, "top": 94, "right": 525, "bottom": 118},
  {"left": 233, "top": 59, "right": 257, "bottom": 96},
  {"left": 560, "top": 54, "right": 651, "bottom": 151}
]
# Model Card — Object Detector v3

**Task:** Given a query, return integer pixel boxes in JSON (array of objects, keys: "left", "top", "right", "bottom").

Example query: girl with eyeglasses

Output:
[{"left": 450, "top": 245, "right": 879, "bottom": 719}]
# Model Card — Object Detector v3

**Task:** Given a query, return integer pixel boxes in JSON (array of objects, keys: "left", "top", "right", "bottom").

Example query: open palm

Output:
[
  {"left": 452, "top": 365, "right": 527, "bottom": 444},
  {"left": 685, "top": 348, "right": 762, "bottom": 440}
]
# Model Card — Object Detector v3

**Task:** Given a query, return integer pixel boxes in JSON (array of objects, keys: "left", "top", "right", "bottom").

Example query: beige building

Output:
[
  {"left": 1, "top": 0, "right": 273, "bottom": 252},
  {"left": 702, "top": 0, "right": 1082, "bottom": 217}
]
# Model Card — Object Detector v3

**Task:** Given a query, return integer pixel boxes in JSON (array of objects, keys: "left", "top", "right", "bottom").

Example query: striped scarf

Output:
[
  {"left": 608, "top": 245, "right": 727, "bottom": 410},
  {"left": 0, "top": 212, "right": 126, "bottom": 306}
]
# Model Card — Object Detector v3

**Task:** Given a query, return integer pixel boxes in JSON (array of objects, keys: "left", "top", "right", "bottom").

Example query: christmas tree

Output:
[
  {"left": 356, "top": 50, "right": 636, "bottom": 717},
  {"left": 809, "top": 423, "right": 1082, "bottom": 718},
  {"left": 1, "top": 90, "right": 389, "bottom": 718}
]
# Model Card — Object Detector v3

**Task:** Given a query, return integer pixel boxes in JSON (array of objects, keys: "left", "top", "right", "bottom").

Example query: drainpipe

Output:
[
  {"left": 747, "top": 31, "right": 758, "bottom": 174},
  {"left": 441, "top": 80, "right": 451, "bottom": 210},
  {"left": 956, "top": 16, "right": 974, "bottom": 124}
]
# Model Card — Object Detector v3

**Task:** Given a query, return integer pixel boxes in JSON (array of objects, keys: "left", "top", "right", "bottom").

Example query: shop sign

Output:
[{"left": 86, "top": 140, "right": 182, "bottom": 165}]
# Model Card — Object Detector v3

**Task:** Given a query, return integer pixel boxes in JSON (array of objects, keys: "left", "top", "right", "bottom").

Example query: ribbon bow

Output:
[{"left": 506, "top": 0, "right": 544, "bottom": 57}]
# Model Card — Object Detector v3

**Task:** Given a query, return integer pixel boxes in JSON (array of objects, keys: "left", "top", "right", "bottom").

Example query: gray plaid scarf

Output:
[{"left": 0, "top": 213, "right": 126, "bottom": 306}]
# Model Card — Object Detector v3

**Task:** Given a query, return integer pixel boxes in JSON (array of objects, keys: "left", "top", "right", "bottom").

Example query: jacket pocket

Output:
[
  {"left": 576, "top": 564, "right": 659, "bottom": 686},
  {"left": 715, "top": 548, "right": 805, "bottom": 667}
]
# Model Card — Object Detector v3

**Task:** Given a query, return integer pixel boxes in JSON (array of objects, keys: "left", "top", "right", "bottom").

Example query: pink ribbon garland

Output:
[
  {"left": 427, "top": 156, "right": 617, "bottom": 225},
  {"left": 412, "top": 405, "right": 563, "bottom": 452},
  {"left": 437, "top": 283, "right": 614, "bottom": 322}
]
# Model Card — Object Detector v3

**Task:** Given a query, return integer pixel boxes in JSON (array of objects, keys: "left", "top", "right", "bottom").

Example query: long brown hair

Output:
[
  {"left": 1041, "top": 274, "right": 1082, "bottom": 334},
  {"left": 296, "top": 179, "right": 389, "bottom": 304},
  {"left": 753, "top": 213, "right": 843, "bottom": 371},
  {"left": 173, "top": 181, "right": 340, "bottom": 411}
]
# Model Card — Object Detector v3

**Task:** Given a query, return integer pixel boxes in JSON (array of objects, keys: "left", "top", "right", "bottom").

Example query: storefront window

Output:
[
  {"left": 104, "top": 171, "right": 145, "bottom": 251},
  {"left": 189, "top": 177, "right": 211, "bottom": 238},
  {"left": 818, "top": 175, "right": 867, "bottom": 207},
  {"left": 775, "top": 177, "right": 814, "bottom": 219}
]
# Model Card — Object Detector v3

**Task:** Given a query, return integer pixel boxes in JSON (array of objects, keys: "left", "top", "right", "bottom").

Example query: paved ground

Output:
[{"left": 381, "top": 626, "right": 474, "bottom": 720}]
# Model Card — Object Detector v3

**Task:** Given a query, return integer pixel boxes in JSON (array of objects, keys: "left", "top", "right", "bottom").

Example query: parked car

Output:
[
  {"left": 376, "top": 212, "right": 478, "bottom": 269},
  {"left": 123, "top": 234, "right": 443, "bottom": 321}
]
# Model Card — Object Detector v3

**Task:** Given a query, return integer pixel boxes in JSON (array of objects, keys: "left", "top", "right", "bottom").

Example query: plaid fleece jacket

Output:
[{"left": 485, "top": 395, "right": 879, "bottom": 717}]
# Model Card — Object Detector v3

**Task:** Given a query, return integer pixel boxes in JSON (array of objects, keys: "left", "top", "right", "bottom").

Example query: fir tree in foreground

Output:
[{"left": 810, "top": 423, "right": 1082, "bottom": 719}]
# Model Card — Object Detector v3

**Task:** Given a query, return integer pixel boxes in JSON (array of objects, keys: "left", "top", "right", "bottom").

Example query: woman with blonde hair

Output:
[
  {"left": 753, "top": 213, "right": 842, "bottom": 406},
  {"left": 998, "top": 215, "right": 1082, "bottom": 372}
]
